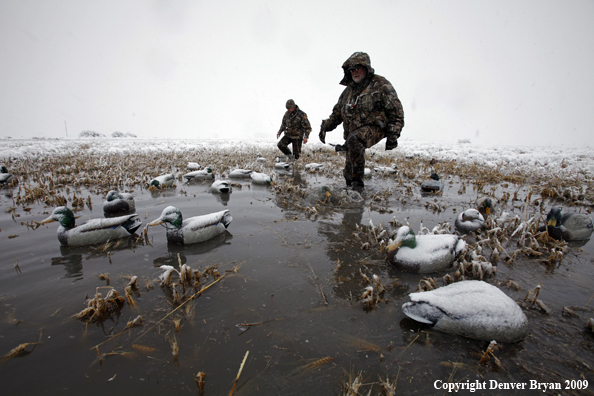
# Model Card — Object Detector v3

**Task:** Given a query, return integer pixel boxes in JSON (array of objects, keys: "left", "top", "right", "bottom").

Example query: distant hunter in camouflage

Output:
[
  {"left": 277, "top": 99, "right": 312, "bottom": 160},
  {"left": 319, "top": 52, "right": 404, "bottom": 189}
]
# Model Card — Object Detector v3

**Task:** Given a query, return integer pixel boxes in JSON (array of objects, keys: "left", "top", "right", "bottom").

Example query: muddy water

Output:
[{"left": 1, "top": 168, "right": 593, "bottom": 396}]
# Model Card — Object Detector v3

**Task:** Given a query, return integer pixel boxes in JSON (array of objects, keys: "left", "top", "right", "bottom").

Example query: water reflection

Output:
[
  {"left": 212, "top": 191, "right": 231, "bottom": 206},
  {"left": 153, "top": 231, "right": 233, "bottom": 267},
  {"left": 50, "top": 236, "right": 138, "bottom": 279}
]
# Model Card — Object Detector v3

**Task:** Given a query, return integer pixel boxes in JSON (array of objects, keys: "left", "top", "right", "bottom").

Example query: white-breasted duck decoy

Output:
[
  {"left": 454, "top": 208, "right": 486, "bottom": 234},
  {"left": 274, "top": 157, "right": 290, "bottom": 170},
  {"left": 183, "top": 167, "right": 214, "bottom": 181},
  {"left": 41, "top": 206, "right": 142, "bottom": 247},
  {"left": 256, "top": 154, "right": 267, "bottom": 164},
  {"left": 103, "top": 190, "right": 135, "bottom": 214},
  {"left": 374, "top": 164, "right": 397, "bottom": 174},
  {"left": 387, "top": 225, "right": 466, "bottom": 273},
  {"left": 0, "top": 165, "right": 17, "bottom": 186},
  {"left": 228, "top": 169, "right": 253, "bottom": 179},
  {"left": 211, "top": 180, "right": 232, "bottom": 194},
  {"left": 421, "top": 173, "right": 443, "bottom": 193},
  {"left": 537, "top": 207, "right": 593, "bottom": 241},
  {"left": 250, "top": 171, "right": 272, "bottom": 185},
  {"left": 187, "top": 162, "right": 201, "bottom": 171},
  {"left": 304, "top": 163, "right": 324, "bottom": 171},
  {"left": 402, "top": 280, "right": 529, "bottom": 342},
  {"left": 476, "top": 197, "right": 497, "bottom": 218},
  {"left": 149, "top": 206, "right": 232, "bottom": 245},
  {"left": 150, "top": 173, "right": 175, "bottom": 188},
  {"left": 364, "top": 168, "right": 372, "bottom": 178}
]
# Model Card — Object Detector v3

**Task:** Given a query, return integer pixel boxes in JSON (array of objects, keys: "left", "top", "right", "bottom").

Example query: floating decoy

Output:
[
  {"left": 402, "top": 280, "right": 529, "bottom": 342},
  {"left": 187, "top": 162, "right": 201, "bottom": 171},
  {"left": 374, "top": 164, "right": 397, "bottom": 174},
  {"left": 250, "top": 171, "right": 272, "bottom": 185},
  {"left": 455, "top": 208, "right": 486, "bottom": 234},
  {"left": 150, "top": 173, "right": 175, "bottom": 188},
  {"left": 476, "top": 197, "right": 497, "bottom": 218},
  {"left": 183, "top": 167, "right": 214, "bottom": 181},
  {"left": 0, "top": 165, "right": 17, "bottom": 186},
  {"left": 103, "top": 190, "right": 135, "bottom": 214},
  {"left": 41, "top": 206, "right": 142, "bottom": 247},
  {"left": 211, "top": 180, "right": 231, "bottom": 194},
  {"left": 256, "top": 154, "right": 267, "bottom": 164},
  {"left": 149, "top": 206, "right": 232, "bottom": 245},
  {"left": 228, "top": 169, "right": 252, "bottom": 179},
  {"left": 421, "top": 173, "right": 443, "bottom": 193},
  {"left": 274, "top": 157, "right": 290, "bottom": 170},
  {"left": 304, "top": 163, "right": 324, "bottom": 171},
  {"left": 537, "top": 207, "right": 593, "bottom": 241},
  {"left": 387, "top": 226, "right": 466, "bottom": 273},
  {"left": 364, "top": 168, "right": 372, "bottom": 178}
]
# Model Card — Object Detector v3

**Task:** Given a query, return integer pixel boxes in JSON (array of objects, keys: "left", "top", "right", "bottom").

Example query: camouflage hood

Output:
[{"left": 339, "top": 52, "right": 375, "bottom": 86}]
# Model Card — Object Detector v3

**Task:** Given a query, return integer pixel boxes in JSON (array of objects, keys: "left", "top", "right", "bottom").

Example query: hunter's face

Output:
[
  {"left": 288, "top": 107, "right": 295, "bottom": 112},
  {"left": 350, "top": 65, "right": 366, "bottom": 83}
]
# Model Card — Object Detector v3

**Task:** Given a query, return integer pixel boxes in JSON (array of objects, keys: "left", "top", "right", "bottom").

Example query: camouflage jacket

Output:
[
  {"left": 278, "top": 106, "right": 312, "bottom": 139},
  {"left": 323, "top": 52, "right": 404, "bottom": 140}
]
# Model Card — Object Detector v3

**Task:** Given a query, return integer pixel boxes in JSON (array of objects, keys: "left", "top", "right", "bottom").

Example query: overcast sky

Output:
[{"left": 1, "top": 0, "right": 593, "bottom": 146}]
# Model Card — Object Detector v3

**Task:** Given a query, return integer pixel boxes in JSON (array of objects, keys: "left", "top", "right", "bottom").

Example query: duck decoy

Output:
[
  {"left": 274, "top": 157, "right": 290, "bottom": 170},
  {"left": 149, "top": 206, "right": 232, "bottom": 245},
  {"left": 421, "top": 173, "right": 443, "bottom": 193},
  {"left": 304, "top": 163, "right": 324, "bottom": 171},
  {"left": 454, "top": 208, "right": 486, "bottom": 234},
  {"left": 538, "top": 207, "right": 593, "bottom": 241},
  {"left": 228, "top": 169, "right": 252, "bottom": 179},
  {"left": 374, "top": 164, "right": 397, "bottom": 174},
  {"left": 187, "top": 162, "right": 201, "bottom": 171},
  {"left": 250, "top": 171, "right": 272, "bottom": 185},
  {"left": 184, "top": 167, "right": 214, "bottom": 181},
  {"left": 103, "top": 190, "right": 135, "bottom": 214},
  {"left": 387, "top": 225, "right": 466, "bottom": 273},
  {"left": 364, "top": 168, "right": 372, "bottom": 178},
  {"left": 476, "top": 197, "right": 497, "bottom": 218},
  {"left": 402, "top": 280, "right": 529, "bottom": 342},
  {"left": 0, "top": 165, "right": 17, "bottom": 186},
  {"left": 41, "top": 206, "right": 142, "bottom": 247},
  {"left": 150, "top": 173, "right": 175, "bottom": 188},
  {"left": 256, "top": 154, "right": 267, "bottom": 164},
  {"left": 211, "top": 180, "right": 231, "bottom": 194}
]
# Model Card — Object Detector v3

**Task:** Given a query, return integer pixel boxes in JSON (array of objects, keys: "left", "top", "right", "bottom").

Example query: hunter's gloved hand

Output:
[
  {"left": 334, "top": 144, "right": 345, "bottom": 152},
  {"left": 385, "top": 133, "right": 399, "bottom": 151},
  {"left": 319, "top": 128, "right": 326, "bottom": 144}
]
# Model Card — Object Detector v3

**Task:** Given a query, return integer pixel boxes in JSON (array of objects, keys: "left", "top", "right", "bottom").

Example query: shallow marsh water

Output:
[{"left": 1, "top": 139, "right": 594, "bottom": 395}]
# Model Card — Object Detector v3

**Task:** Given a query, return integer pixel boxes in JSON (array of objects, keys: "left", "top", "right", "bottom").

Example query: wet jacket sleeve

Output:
[
  {"left": 278, "top": 112, "right": 288, "bottom": 134},
  {"left": 301, "top": 114, "right": 312, "bottom": 139},
  {"left": 322, "top": 90, "right": 347, "bottom": 132},
  {"left": 381, "top": 83, "right": 405, "bottom": 138}
]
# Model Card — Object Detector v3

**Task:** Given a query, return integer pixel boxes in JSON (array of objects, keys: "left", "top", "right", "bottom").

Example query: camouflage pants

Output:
[
  {"left": 277, "top": 135, "right": 303, "bottom": 159},
  {"left": 344, "top": 126, "right": 384, "bottom": 183}
]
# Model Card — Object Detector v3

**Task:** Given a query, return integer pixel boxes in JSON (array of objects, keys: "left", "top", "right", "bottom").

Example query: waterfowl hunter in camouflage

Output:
[
  {"left": 277, "top": 99, "right": 312, "bottom": 160},
  {"left": 319, "top": 52, "right": 404, "bottom": 189}
]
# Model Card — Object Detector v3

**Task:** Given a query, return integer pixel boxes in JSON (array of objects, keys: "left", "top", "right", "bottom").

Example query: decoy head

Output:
[
  {"left": 480, "top": 197, "right": 493, "bottom": 215},
  {"left": 150, "top": 206, "right": 183, "bottom": 228},
  {"left": 105, "top": 190, "right": 121, "bottom": 202},
  {"left": 387, "top": 226, "right": 416, "bottom": 262},
  {"left": 430, "top": 173, "right": 440, "bottom": 181},
  {"left": 41, "top": 206, "right": 76, "bottom": 229},
  {"left": 546, "top": 207, "right": 563, "bottom": 227},
  {"left": 0, "top": 165, "right": 8, "bottom": 173},
  {"left": 462, "top": 208, "right": 483, "bottom": 222}
]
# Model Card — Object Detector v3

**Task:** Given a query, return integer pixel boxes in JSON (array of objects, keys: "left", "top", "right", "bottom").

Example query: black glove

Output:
[
  {"left": 334, "top": 144, "right": 345, "bottom": 152},
  {"left": 319, "top": 129, "right": 326, "bottom": 144},
  {"left": 385, "top": 133, "right": 398, "bottom": 151}
]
